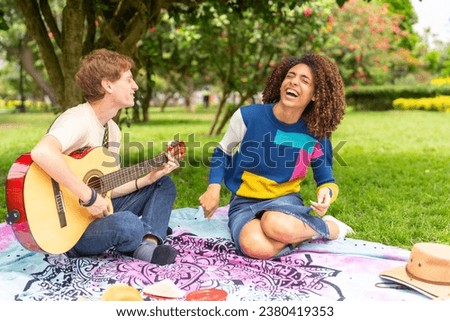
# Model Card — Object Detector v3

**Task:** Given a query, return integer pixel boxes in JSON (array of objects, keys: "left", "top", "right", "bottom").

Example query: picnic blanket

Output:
[{"left": 0, "top": 206, "right": 427, "bottom": 301}]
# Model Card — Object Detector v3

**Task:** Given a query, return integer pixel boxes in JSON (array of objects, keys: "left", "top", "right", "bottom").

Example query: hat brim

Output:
[{"left": 379, "top": 265, "right": 450, "bottom": 300}]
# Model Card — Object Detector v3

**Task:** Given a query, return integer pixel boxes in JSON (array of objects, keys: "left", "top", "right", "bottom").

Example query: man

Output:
[{"left": 31, "top": 48, "right": 179, "bottom": 265}]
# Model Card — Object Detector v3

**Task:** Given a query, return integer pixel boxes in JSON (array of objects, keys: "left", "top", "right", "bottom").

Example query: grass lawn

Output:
[{"left": 0, "top": 107, "right": 449, "bottom": 250}]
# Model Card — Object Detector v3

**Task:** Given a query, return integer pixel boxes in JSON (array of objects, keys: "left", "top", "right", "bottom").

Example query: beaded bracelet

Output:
[{"left": 79, "top": 188, "right": 97, "bottom": 207}]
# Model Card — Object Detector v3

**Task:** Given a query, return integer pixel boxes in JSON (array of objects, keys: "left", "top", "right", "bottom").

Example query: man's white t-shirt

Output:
[{"left": 46, "top": 102, "right": 121, "bottom": 161}]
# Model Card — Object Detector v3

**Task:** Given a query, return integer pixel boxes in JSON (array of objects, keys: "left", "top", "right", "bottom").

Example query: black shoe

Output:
[
  {"left": 150, "top": 245, "right": 177, "bottom": 265},
  {"left": 133, "top": 241, "right": 177, "bottom": 266}
]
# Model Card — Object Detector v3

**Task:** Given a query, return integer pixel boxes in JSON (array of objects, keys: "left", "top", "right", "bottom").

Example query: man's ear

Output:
[{"left": 102, "top": 79, "right": 113, "bottom": 93}]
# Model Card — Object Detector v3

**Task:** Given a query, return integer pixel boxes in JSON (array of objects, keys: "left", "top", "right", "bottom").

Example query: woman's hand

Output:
[
  {"left": 199, "top": 184, "right": 221, "bottom": 219},
  {"left": 310, "top": 187, "right": 332, "bottom": 216}
]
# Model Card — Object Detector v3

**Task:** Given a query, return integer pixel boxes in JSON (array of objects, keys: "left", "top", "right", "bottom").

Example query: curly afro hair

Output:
[{"left": 262, "top": 52, "right": 345, "bottom": 138}]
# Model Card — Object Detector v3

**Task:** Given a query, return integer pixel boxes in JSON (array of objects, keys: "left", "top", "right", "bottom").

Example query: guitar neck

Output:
[{"left": 97, "top": 152, "right": 168, "bottom": 193}]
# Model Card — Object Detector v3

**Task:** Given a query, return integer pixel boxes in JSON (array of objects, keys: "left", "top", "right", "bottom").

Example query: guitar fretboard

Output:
[{"left": 92, "top": 153, "right": 168, "bottom": 194}]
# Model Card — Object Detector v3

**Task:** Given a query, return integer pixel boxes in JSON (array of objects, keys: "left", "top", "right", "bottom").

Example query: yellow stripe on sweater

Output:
[{"left": 236, "top": 170, "right": 303, "bottom": 199}]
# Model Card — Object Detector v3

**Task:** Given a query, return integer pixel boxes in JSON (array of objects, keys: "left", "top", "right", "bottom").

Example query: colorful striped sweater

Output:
[{"left": 208, "top": 104, "right": 339, "bottom": 201}]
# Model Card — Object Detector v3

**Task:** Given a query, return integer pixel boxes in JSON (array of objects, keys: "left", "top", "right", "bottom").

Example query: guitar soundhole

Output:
[{"left": 84, "top": 170, "right": 104, "bottom": 195}]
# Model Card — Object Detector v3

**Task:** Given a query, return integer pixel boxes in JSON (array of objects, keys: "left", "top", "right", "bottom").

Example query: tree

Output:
[
  {"left": 205, "top": 1, "right": 335, "bottom": 135},
  {"left": 11, "top": 0, "right": 349, "bottom": 118},
  {"left": 142, "top": 0, "right": 336, "bottom": 135},
  {"left": 441, "top": 45, "right": 450, "bottom": 77},
  {"left": 324, "top": 0, "right": 410, "bottom": 86},
  {"left": 0, "top": 9, "right": 8, "bottom": 30},
  {"left": 377, "top": 0, "right": 419, "bottom": 50},
  {"left": 0, "top": 3, "right": 57, "bottom": 108},
  {"left": 137, "top": 11, "right": 208, "bottom": 121},
  {"left": 14, "top": 0, "right": 198, "bottom": 110}
]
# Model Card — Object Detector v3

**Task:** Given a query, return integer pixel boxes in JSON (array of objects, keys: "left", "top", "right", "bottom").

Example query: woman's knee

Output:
[
  {"left": 259, "top": 211, "right": 295, "bottom": 243},
  {"left": 261, "top": 211, "right": 316, "bottom": 244},
  {"left": 239, "top": 224, "right": 280, "bottom": 259},
  {"left": 239, "top": 238, "right": 276, "bottom": 260}
]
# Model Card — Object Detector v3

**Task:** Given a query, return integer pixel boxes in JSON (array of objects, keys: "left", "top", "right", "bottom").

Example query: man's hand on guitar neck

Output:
[
  {"left": 143, "top": 153, "right": 180, "bottom": 187},
  {"left": 110, "top": 152, "right": 181, "bottom": 199}
]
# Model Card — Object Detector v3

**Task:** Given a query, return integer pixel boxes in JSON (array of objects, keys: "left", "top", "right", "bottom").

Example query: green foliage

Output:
[
  {"left": 0, "top": 4, "right": 45, "bottom": 101},
  {"left": 324, "top": 0, "right": 413, "bottom": 85},
  {"left": 346, "top": 84, "right": 450, "bottom": 110},
  {"left": 377, "top": 0, "right": 418, "bottom": 50},
  {"left": 440, "top": 47, "right": 450, "bottom": 77},
  {"left": 137, "top": 10, "right": 209, "bottom": 113},
  {"left": 424, "top": 50, "right": 441, "bottom": 72},
  {"left": 3, "top": 0, "right": 448, "bottom": 121},
  {"left": 146, "top": 0, "right": 337, "bottom": 134},
  {"left": 0, "top": 9, "right": 9, "bottom": 30}
]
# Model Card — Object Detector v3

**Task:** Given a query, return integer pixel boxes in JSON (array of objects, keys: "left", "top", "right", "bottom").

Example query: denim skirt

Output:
[{"left": 227, "top": 193, "right": 330, "bottom": 256}]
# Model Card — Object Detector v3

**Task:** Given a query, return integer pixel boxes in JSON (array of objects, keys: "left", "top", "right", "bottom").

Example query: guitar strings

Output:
[
  {"left": 86, "top": 143, "right": 183, "bottom": 194},
  {"left": 87, "top": 153, "right": 168, "bottom": 193}
]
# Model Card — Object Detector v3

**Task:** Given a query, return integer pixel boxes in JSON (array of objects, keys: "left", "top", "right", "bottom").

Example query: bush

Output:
[
  {"left": 393, "top": 96, "right": 450, "bottom": 112},
  {"left": 346, "top": 84, "right": 450, "bottom": 110},
  {"left": 431, "top": 77, "right": 450, "bottom": 86},
  {"left": 0, "top": 99, "right": 53, "bottom": 112}
]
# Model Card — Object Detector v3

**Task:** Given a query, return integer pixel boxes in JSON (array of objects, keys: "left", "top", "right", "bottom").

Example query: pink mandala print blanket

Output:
[{"left": 0, "top": 207, "right": 426, "bottom": 301}]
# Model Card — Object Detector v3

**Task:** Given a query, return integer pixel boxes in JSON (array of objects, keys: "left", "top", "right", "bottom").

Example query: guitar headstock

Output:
[{"left": 167, "top": 141, "right": 186, "bottom": 161}]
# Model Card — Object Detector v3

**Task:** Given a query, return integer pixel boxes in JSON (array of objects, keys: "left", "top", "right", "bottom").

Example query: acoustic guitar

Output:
[{"left": 5, "top": 141, "right": 185, "bottom": 254}]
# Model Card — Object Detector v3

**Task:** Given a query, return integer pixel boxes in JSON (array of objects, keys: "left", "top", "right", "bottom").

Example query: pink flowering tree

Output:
[{"left": 323, "top": 0, "right": 410, "bottom": 86}]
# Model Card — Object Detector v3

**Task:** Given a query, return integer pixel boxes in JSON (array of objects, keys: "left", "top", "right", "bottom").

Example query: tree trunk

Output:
[
  {"left": 214, "top": 94, "right": 251, "bottom": 135},
  {"left": 60, "top": 0, "right": 85, "bottom": 108},
  {"left": 209, "top": 94, "right": 228, "bottom": 135},
  {"left": 20, "top": 34, "right": 58, "bottom": 106},
  {"left": 160, "top": 93, "right": 174, "bottom": 112},
  {"left": 15, "top": 0, "right": 168, "bottom": 111},
  {"left": 17, "top": 39, "right": 25, "bottom": 113},
  {"left": 141, "top": 82, "right": 152, "bottom": 122},
  {"left": 16, "top": 0, "right": 66, "bottom": 107}
]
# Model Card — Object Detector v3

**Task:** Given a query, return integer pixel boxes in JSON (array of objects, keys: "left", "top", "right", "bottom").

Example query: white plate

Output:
[{"left": 142, "top": 279, "right": 185, "bottom": 299}]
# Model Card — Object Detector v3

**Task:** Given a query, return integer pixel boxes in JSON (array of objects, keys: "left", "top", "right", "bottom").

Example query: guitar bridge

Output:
[{"left": 51, "top": 178, "right": 67, "bottom": 228}]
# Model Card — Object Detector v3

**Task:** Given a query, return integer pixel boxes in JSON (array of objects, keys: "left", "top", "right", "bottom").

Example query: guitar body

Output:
[{"left": 6, "top": 147, "right": 117, "bottom": 254}]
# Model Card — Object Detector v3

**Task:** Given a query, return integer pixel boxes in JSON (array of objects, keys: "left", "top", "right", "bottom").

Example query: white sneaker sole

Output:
[{"left": 323, "top": 215, "right": 354, "bottom": 239}]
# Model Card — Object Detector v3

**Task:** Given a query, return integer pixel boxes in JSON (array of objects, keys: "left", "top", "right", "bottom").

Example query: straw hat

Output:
[{"left": 379, "top": 242, "right": 450, "bottom": 300}]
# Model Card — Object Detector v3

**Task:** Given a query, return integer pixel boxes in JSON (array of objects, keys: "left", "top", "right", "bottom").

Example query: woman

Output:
[{"left": 199, "top": 52, "right": 353, "bottom": 259}]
